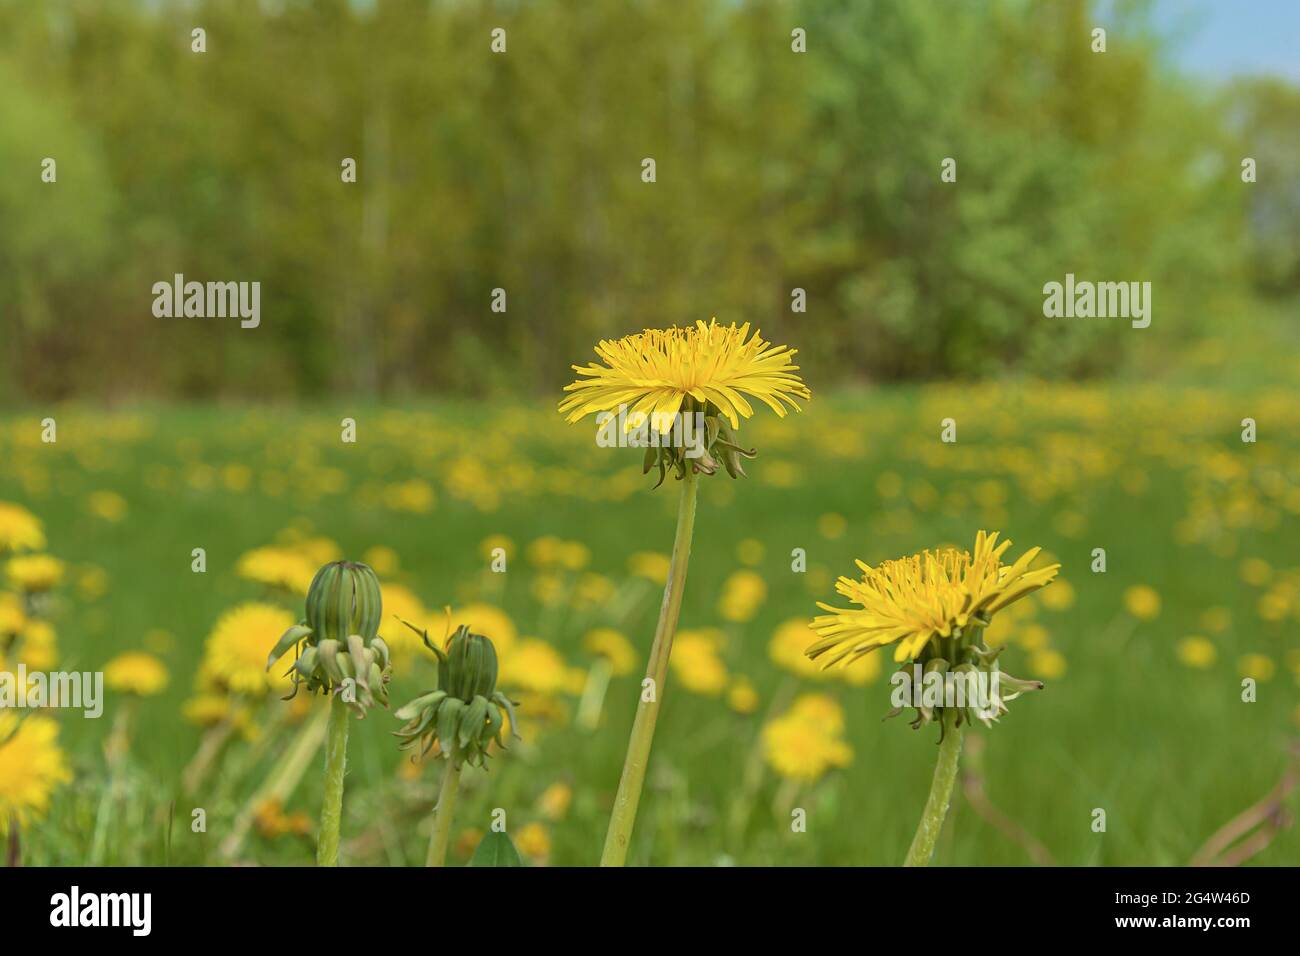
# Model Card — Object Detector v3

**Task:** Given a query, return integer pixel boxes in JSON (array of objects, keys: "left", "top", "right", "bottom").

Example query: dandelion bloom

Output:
[
  {"left": 5, "top": 554, "right": 64, "bottom": 593},
  {"left": 1177, "top": 636, "right": 1217, "bottom": 669},
  {"left": 235, "top": 546, "right": 317, "bottom": 595},
  {"left": 1123, "top": 585, "right": 1161, "bottom": 621},
  {"left": 205, "top": 603, "right": 297, "bottom": 695},
  {"left": 761, "top": 694, "right": 853, "bottom": 782},
  {"left": 103, "top": 651, "right": 170, "bottom": 696},
  {"left": 669, "top": 630, "right": 729, "bottom": 696},
  {"left": 559, "top": 319, "right": 810, "bottom": 434},
  {"left": 0, "top": 714, "right": 72, "bottom": 835},
  {"left": 0, "top": 502, "right": 45, "bottom": 553},
  {"left": 583, "top": 628, "right": 638, "bottom": 676},
  {"left": 809, "top": 531, "right": 1060, "bottom": 666}
]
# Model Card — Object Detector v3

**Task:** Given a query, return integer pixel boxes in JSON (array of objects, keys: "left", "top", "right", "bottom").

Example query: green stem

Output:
[
  {"left": 903, "top": 710, "right": 964, "bottom": 867},
  {"left": 426, "top": 760, "right": 463, "bottom": 867},
  {"left": 317, "top": 694, "right": 350, "bottom": 867},
  {"left": 601, "top": 468, "right": 699, "bottom": 866}
]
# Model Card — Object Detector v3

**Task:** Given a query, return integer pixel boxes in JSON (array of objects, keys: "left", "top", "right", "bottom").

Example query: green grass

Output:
[{"left": 3, "top": 382, "right": 1298, "bottom": 866}]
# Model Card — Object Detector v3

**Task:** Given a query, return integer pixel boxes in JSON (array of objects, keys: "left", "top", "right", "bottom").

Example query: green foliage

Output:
[{"left": 0, "top": 0, "right": 1285, "bottom": 398}]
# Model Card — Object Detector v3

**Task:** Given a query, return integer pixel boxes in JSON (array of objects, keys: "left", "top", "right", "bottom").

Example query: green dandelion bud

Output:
[
  {"left": 393, "top": 622, "right": 520, "bottom": 771},
  {"left": 266, "top": 560, "right": 392, "bottom": 717}
]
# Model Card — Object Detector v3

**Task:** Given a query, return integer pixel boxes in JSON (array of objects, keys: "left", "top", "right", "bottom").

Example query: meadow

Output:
[{"left": 3, "top": 369, "right": 1298, "bottom": 867}]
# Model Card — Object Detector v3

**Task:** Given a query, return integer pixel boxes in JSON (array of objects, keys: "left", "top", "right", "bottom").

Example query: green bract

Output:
[
  {"left": 266, "top": 561, "right": 392, "bottom": 716},
  {"left": 393, "top": 623, "right": 520, "bottom": 769}
]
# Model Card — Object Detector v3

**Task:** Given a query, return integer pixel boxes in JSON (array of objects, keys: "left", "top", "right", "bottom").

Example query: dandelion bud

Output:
[
  {"left": 266, "top": 560, "right": 391, "bottom": 716},
  {"left": 393, "top": 624, "right": 520, "bottom": 769}
]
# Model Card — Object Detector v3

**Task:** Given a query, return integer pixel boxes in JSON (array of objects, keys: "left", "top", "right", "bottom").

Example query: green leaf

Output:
[{"left": 469, "top": 830, "right": 524, "bottom": 867}]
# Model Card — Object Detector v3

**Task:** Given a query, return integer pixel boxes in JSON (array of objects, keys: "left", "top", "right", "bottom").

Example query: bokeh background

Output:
[{"left": 1, "top": 0, "right": 1297, "bottom": 866}]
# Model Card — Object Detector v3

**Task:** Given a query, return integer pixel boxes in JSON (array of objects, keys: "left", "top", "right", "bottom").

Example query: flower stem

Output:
[
  {"left": 426, "top": 759, "right": 463, "bottom": 867},
  {"left": 600, "top": 468, "right": 699, "bottom": 866},
  {"left": 903, "top": 710, "right": 964, "bottom": 866},
  {"left": 317, "top": 694, "right": 350, "bottom": 867}
]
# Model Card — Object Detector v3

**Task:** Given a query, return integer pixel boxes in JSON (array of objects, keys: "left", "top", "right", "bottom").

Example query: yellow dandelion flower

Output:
[
  {"left": 670, "top": 631, "right": 729, "bottom": 696},
  {"left": 362, "top": 545, "right": 401, "bottom": 577},
  {"left": 499, "top": 638, "right": 571, "bottom": 695},
  {"left": 627, "top": 550, "right": 671, "bottom": 585},
  {"left": 1177, "top": 636, "right": 1217, "bottom": 669},
  {"left": 1239, "top": 558, "right": 1272, "bottom": 587},
  {"left": 5, "top": 554, "right": 64, "bottom": 593},
  {"left": 0, "top": 714, "right": 72, "bottom": 835},
  {"left": 809, "top": 531, "right": 1060, "bottom": 666},
  {"left": 817, "top": 513, "right": 847, "bottom": 540},
  {"left": 204, "top": 603, "right": 296, "bottom": 695},
  {"left": 559, "top": 318, "right": 810, "bottom": 433},
  {"left": 1123, "top": 585, "right": 1161, "bottom": 621},
  {"left": 235, "top": 546, "right": 316, "bottom": 594},
  {"left": 583, "top": 628, "right": 638, "bottom": 676},
  {"left": 0, "top": 502, "right": 45, "bottom": 553},
  {"left": 1039, "top": 578, "right": 1075, "bottom": 611},
  {"left": 1200, "top": 606, "right": 1231, "bottom": 633},
  {"left": 536, "top": 782, "right": 573, "bottom": 822},
  {"left": 1238, "top": 654, "right": 1276, "bottom": 682},
  {"left": 0, "top": 593, "right": 27, "bottom": 637},
  {"left": 761, "top": 694, "right": 853, "bottom": 782},
  {"left": 727, "top": 676, "right": 760, "bottom": 714},
  {"left": 103, "top": 651, "right": 169, "bottom": 696},
  {"left": 479, "top": 535, "right": 515, "bottom": 563},
  {"left": 1028, "top": 649, "right": 1067, "bottom": 680},
  {"left": 718, "top": 569, "right": 767, "bottom": 623},
  {"left": 19, "top": 620, "right": 59, "bottom": 670},
  {"left": 736, "top": 538, "right": 765, "bottom": 566},
  {"left": 87, "top": 490, "right": 128, "bottom": 522},
  {"left": 515, "top": 821, "right": 552, "bottom": 860}
]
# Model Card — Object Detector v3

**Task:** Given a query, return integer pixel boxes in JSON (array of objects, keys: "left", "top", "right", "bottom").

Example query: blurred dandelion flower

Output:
[
  {"left": 0, "top": 502, "right": 45, "bottom": 553},
  {"left": 87, "top": 490, "right": 128, "bottom": 522},
  {"left": 583, "top": 628, "right": 637, "bottom": 676},
  {"left": 727, "top": 676, "right": 760, "bottom": 714},
  {"left": 5, "top": 554, "right": 63, "bottom": 594},
  {"left": 718, "top": 569, "right": 767, "bottom": 623},
  {"left": 207, "top": 603, "right": 297, "bottom": 695},
  {"left": 1176, "top": 636, "right": 1217, "bottom": 669},
  {"left": 104, "top": 652, "right": 170, "bottom": 696},
  {"left": 761, "top": 694, "right": 853, "bottom": 783},
  {"left": 236, "top": 547, "right": 317, "bottom": 595},
  {"left": 0, "top": 714, "right": 72, "bottom": 838},
  {"left": 1123, "top": 585, "right": 1161, "bottom": 621}
]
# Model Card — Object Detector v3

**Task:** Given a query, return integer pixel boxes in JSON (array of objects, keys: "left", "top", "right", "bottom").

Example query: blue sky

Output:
[{"left": 1152, "top": 0, "right": 1300, "bottom": 81}]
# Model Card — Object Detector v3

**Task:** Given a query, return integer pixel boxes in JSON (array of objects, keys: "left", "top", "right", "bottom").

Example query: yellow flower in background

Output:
[
  {"left": 1028, "top": 649, "right": 1067, "bottom": 680},
  {"left": 1040, "top": 578, "right": 1075, "bottom": 611},
  {"left": 1239, "top": 558, "right": 1272, "bottom": 587},
  {"left": 573, "top": 573, "right": 615, "bottom": 609},
  {"left": 627, "top": 551, "right": 670, "bottom": 585},
  {"left": 1177, "top": 636, "right": 1217, "bottom": 669},
  {"left": 761, "top": 694, "right": 853, "bottom": 782},
  {"left": 670, "top": 630, "right": 729, "bottom": 696},
  {"left": 727, "top": 676, "right": 759, "bottom": 714},
  {"left": 1238, "top": 654, "right": 1276, "bottom": 682},
  {"left": 77, "top": 566, "right": 109, "bottom": 600},
  {"left": 515, "top": 821, "right": 552, "bottom": 860},
  {"left": 104, "top": 651, "right": 169, "bottom": 696},
  {"left": 536, "top": 782, "right": 573, "bottom": 821},
  {"left": 1016, "top": 623, "right": 1050, "bottom": 652},
  {"left": 583, "top": 628, "right": 637, "bottom": 676},
  {"left": 5, "top": 555, "right": 60, "bottom": 599},
  {"left": 0, "top": 714, "right": 72, "bottom": 836},
  {"left": 810, "top": 531, "right": 1059, "bottom": 666},
  {"left": 769, "top": 618, "right": 879, "bottom": 684},
  {"left": 87, "top": 490, "right": 128, "bottom": 522},
  {"left": 0, "top": 502, "right": 45, "bottom": 553},
  {"left": 559, "top": 319, "right": 810, "bottom": 433},
  {"left": 1200, "top": 607, "right": 1231, "bottom": 633},
  {"left": 205, "top": 603, "right": 296, "bottom": 694},
  {"left": 1123, "top": 585, "right": 1161, "bottom": 621},
  {"left": 383, "top": 479, "right": 436, "bottom": 513},
  {"left": 376, "top": 584, "right": 429, "bottom": 660},
  {"left": 718, "top": 569, "right": 767, "bottom": 623},
  {"left": 361, "top": 545, "right": 400, "bottom": 577},
  {"left": 0, "top": 592, "right": 27, "bottom": 637},
  {"left": 526, "top": 536, "right": 565, "bottom": 568},
  {"left": 817, "top": 513, "right": 847, "bottom": 539},
  {"left": 236, "top": 546, "right": 316, "bottom": 594},
  {"left": 19, "top": 620, "right": 59, "bottom": 670},
  {"left": 499, "top": 638, "right": 571, "bottom": 695},
  {"left": 736, "top": 538, "right": 765, "bottom": 566}
]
